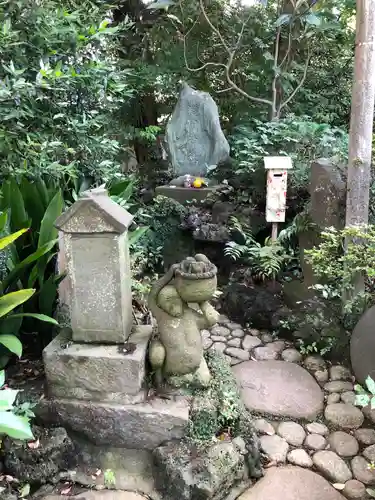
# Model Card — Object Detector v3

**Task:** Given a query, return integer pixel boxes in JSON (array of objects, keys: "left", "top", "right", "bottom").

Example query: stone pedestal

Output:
[
  {"left": 44, "top": 327, "right": 151, "bottom": 401},
  {"left": 155, "top": 185, "right": 218, "bottom": 204}
]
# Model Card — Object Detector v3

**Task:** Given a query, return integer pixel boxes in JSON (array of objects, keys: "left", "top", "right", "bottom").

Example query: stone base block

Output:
[
  {"left": 42, "top": 397, "right": 189, "bottom": 449},
  {"left": 155, "top": 185, "right": 218, "bottom": 204},
  {"left": 43, "top": 326, "right": 152, "bottom": 401},
  {"left": 59, "top": 440, "right": 160, "bottom": 498}
]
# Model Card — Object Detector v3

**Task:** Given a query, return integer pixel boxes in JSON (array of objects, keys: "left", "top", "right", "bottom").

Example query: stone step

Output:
[
  {"left": 43, "top": 326, "right": 151, "bottom": 401},
  {"left": 41, "top": 396, "right": 189, "bottom": 449}
]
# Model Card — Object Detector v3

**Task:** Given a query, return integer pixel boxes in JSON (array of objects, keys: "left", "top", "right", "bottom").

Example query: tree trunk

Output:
[{"left": 346, "top": 0, "right": 375, "bottom": 228}]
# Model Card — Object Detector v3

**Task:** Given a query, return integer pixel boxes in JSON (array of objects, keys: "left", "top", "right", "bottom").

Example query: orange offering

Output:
[{"left": 193, "top": 178, "right": 203, "bottom": 188}]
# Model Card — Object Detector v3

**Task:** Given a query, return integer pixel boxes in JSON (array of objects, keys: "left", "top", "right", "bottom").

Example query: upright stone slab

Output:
[
  {"left": 165, "top": 83, "right": 230, "bottom": 177},
  {"left": 351, "top": 304, "right": 375, "bottom": 384},
  {"left": 55, "top": 187, "right": 133, "bottom": 344},
  {"left": 299, "top": 159, "right": 346, "bottom": 287}
]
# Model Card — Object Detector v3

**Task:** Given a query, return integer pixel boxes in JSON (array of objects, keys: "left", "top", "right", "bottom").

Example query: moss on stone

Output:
[{"left": 188, "top": 350, "right": 254, "bottom": 445}]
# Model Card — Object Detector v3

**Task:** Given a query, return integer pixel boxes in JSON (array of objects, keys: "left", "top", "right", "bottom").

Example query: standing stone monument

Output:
[
  {"left": 156, "top": 83, "right": 230, "bottom": 204},
  {"left": 55, "top": 186, "right": 133, "bottom": 344},
  {"left": 43, "top": 187, "right": 189, "bottom": 450},
  {"left": 166, "top": 83, "right": 230, "bottom": 178},
  {"left": 300, "top": 159, "right": 346, "bottom": 287}
]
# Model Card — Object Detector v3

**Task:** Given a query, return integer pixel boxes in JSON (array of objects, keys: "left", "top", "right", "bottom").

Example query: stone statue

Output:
[
  {"left": 165, "top": 83, "right": 230, "bottom": 178},
  {"left": 148, "top": 254, "right": 220, "bottom": 388}
]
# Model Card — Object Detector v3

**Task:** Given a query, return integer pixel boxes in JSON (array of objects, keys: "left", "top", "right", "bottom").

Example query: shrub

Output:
[
  {"left": 0, "top": 0, "right": 133, "bottom": 185},
  {"left": 305, "top": 225, "right": 375, "bottom": 332},
  {"left": 0, "top": 229, "right": 57, "bottom": 367},
  {"left": 215, "top": 117, "right": 348, "bottom": 211},
  {"left": 0, "top": 179, "right": 64, "bottom": 338}
]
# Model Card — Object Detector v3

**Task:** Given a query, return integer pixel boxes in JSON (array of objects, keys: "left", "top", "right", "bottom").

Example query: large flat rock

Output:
[
  {"left": 43, "top": 397, "right": 189, "bottom": 449},
  {"left": 43, "top": 327, "right": 151, "bottom": 401},
  {"left": 350, "top": 304, "right": 375, "bottom": 384},
  {"left": 238, "top": 466, "right": 345, "bottom": 500},
  {"left": 233, "top": 361, "right": 323, "bottom": 420}
]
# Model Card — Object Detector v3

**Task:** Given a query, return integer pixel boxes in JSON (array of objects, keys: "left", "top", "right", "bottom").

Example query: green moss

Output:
[{"left": 188, "top": 350, "right": 253, "bottom": 444}]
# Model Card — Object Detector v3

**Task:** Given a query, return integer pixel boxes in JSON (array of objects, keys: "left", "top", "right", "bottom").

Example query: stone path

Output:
[{"left": 203, "top": 316, "right": 375, "bottom": 499}]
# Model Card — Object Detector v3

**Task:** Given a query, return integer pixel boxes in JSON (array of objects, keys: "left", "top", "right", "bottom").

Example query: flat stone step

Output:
[
  {"left": 42, "top": 396, "right": 189, "bottom": 449},
  {"left": 232, "top": 360, "right": 324, "bottom": 420}
]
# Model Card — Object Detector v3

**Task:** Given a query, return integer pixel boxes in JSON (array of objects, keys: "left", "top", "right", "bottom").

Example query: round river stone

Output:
[
  {"left": 324, "top": 403, "right": 364, "bottom": 430},
  {"left": 237, "top": 466, "right": 346, "bottom": 500},
  {"left": 232, "top": 360, "right": 324, "bottom": 420}
]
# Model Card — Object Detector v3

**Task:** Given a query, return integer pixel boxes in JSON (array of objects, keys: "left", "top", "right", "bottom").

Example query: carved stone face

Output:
[
  {"left": 175, "top": 275, "right": 217, "bottom": 304},
  {"left": 157, "top": 285, "right": 183, "bottom": 317}
]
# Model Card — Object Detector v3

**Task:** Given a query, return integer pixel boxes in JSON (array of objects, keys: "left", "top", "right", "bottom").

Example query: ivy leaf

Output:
[
  {"left": 367, "top": 488, "right": 375, "bottom": 499},
  {"left": 355, "top": 394, "right": 370, "bottom": 407},
  {"left": 366, "top": 376, "right": 375, "bottom": 395}
]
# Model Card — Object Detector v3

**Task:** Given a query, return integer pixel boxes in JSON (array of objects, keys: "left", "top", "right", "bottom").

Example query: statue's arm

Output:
[
  {"left": 148, "top": 264, "right": 178, "bottom": 314},
  {"left": 197, "top": 301, "right": 220, "bottom": 329}
]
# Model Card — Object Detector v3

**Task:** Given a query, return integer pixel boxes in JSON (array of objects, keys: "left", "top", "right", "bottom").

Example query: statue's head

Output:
[
  {"left": 157, "top": 284, "right": 183, "bottom": 318},
  {"left": 174, "top": 254, "right": 217, "bottom": 304}
]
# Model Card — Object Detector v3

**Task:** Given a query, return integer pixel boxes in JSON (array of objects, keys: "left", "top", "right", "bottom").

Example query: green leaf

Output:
[
  {"left": 8, "top": 313, "right": 58, "bottom": 325},
  {"left": 0, "top": 212, "right": 8, "bottom": 233},
  {"left": 354, "top": 383, "right": 367, "bottom": 394},
  {"left": 2, "top": 239, "right": 58, "bottom": 290},
  {"left": 0, "top": 371, "right": 5, "bottom": 387},
  {"left": 35, "top": 179, "right": 49, "bottom": 210},
  {"left": 367, "top": 488, "right": 375, "bottom": 498},
  {"left": 7, "top": 179, "right": 29, "bottom": 233},
  {"left": 355, "top": 394, "right": 370, "bottom": 407},
  {"left": 0, "top": 388, "right": 19, "bottom": 410},
  {"left": 0, "top": 335, "right": 22, "bottom": 357},
  {"left": 366, "top": 376, "right": 375, "bottom": 395},
  {"left": 38, "top": 275, "right": 58, "bottom": 317},
  {"left": 129, "top": 226, "right": 149, "bottom": 247},
  {"left": 305, "top": 13, "right": 321, "bottom": 26},
  {"left": 275, "top": 13, "right": 291, "bottom": 27},
  {"left": 20, "top": 484, "right": 31, "bottom": 498},
  {"left": 0, "top": 411, "right": 34, "bottom": 440},
  {"left": 0, "top": 289, "right": 35, "bottom": 318},
  {"left": 19, "top": 483, "right": 30, "bottom": 498},
  {"left": 38, "top": 190, "right": 63, "bottom": 249},
  {"left": 20, "top": 178, "right": 46, "bottom": 231},
  {"left": 0, "top": 228, "right": 28, "bottom": 251}
]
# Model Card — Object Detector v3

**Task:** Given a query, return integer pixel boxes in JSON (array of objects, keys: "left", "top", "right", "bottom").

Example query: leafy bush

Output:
[
  {"left": 281, "top": 225, "right": 375, "bottom": 357},
  {"left": 0, "top": 229, "right": 57, "bottom": 367},
  {"left": 218, "top": 117, "right": 348, "bottom": 209},
  {"left": 0, "top": 0, "right": 133, "bottom": 185},
  {"left": 306, "top": 225, "right": 375, "bottom": 332},
  {"left": 0, "top": 178, "right": 64, "bottom": 335},
  {"left": 0, "top": 369, "right": 34, "bottom": 441}
]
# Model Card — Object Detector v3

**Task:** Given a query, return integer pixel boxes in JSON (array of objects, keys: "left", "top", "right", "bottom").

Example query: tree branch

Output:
[
  {"left": 278, "top": 45, "right": 311, "bottom": 114},
  {"left": 271, "top": 27, "right": 281, "bottom": 119},
  {"left": 181, "top": 0, "right": 273, "bottom": 107}
]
